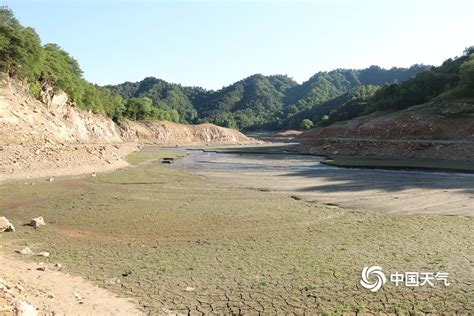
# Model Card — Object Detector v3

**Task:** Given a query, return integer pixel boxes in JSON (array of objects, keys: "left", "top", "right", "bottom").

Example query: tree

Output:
[
  {"left": 0, "top": 7, "right": 43, "bottom": 80},
  {"left": 125, "top": 97, "right": 154, "bottom": 120},
  {"left": 460, "top": 53, "right": 474, "bottom": 96},
  {"left": 299, "top": 119, "right": 314, "bottom": 130}
]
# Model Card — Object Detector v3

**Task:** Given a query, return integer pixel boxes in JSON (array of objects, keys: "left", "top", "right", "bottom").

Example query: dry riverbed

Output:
[
  {"left": 178, "top": 146, "right": 474, "bottom": 217},
  {"left": 0, "top": 147, "right": 472, "bottom": 314}
]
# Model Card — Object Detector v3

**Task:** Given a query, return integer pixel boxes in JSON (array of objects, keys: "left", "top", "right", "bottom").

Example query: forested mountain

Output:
[
  {"left": 108, "top": 74, "right": 298, "bottom": 127},
  {"left": 109, "top": 66, "right": 428, "bottom": 130},
  {"left": 283, "top": 66, "right": 426, "bottom": 114},
  {"left": 192, "top": 74, "right": 298, "bottom": 129},
  {"left": 4, "top": 6, "right": 470, "bottom": 133},
  {"left": 319, "top": 48, "right": 474, "bottom": 126},
  {"left": 107, "top": 77, "right": 198, "bottom": 123},
  {"left": 282, "top": 85, "right": 380, "bottom": 129}
]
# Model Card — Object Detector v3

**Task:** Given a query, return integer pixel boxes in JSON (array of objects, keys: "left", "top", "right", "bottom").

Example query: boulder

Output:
[
  {"left": 29, "top": 217, "right": 46, "bottom": 229},
  {"left": 0, "top": 216, "right": 15, "bottom": 232},
  {"left": 15, "top": 300, "right": 38, "bottom": 316},
  {"left": 16, "top": 247, "right": 33, "bottom": 255}
]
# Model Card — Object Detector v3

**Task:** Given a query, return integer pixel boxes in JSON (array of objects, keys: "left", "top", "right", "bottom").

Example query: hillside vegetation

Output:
[
  {"left": 4, "top": 6, "right": 470, "bottom": 134},
  {"left": 0, "top": 7, "right": 179, "bottom": 122},
  {"left": 319, "top": 48, "right": 474, "bottom": 126},
  {"left": 297, "top": 49, "right": 474, "bottom": 161},
  {"left": 109, "top": 66, "right": 427, "bottom": 130}
]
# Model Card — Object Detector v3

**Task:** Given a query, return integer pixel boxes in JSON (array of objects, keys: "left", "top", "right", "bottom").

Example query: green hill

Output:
[
  {"left": 0, "top": 6, "right": 450, "bottom": 131},
  {"left": 108, "top": 66, "right": 427, "bottom": 130},
  {"left": 319, "top": 48, "right": 474, "bottom": 126}
]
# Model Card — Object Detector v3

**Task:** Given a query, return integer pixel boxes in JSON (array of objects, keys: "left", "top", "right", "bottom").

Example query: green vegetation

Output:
[
  {"left": 108, "top": 77, "right": 196, "bottom": 123},
  {"left": 299, "top": 118, "right": 314, "bottom": 130},
  {"left": 123, "top": 97, "right": 179, "bottom": 122},
  {"left": 109, "top": 68, "right": 427, "bottom": 130},
  {"left": 0, "top": 7, "right": 178, "bottom": 121},
  {"left": 2, "top": 6, "right": 471, "bottom": 131},
  {"left": 286, "top": 85, "right": 380, "bottom": 128},
  {"left": 321, "top": 47, "right": 474, "bottom": 125}
]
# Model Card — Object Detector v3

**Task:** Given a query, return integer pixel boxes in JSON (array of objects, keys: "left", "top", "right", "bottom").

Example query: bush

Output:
[
  {"left": 299, "top": 119, "right": 314, "bottom": 130},
  {"left": 28, "top": 81, "right": 41, "bottom": 98}
]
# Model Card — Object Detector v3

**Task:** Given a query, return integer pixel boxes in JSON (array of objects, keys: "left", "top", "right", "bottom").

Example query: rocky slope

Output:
[
  {"left": 297, "top": 102, "right": 474, "bottom": 160},
  {"left": 119, "top": 120, "right": 252, "bottom": 145},
  {"left": 0, "top": 74, "right": 256, "bottom": 182}
]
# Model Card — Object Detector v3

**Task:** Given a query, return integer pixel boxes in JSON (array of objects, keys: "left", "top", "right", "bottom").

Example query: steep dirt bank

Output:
[
  {"left": 0, "top": 74, "right": 122, "bottom": 145},
  {"left": 0, "top": 74, "right": 256, "bottom": 182},
  {"left": 298, "top": 101, "right": 474, "bottom": 160},
  {"left": 119, "top": 119, "right": 253, "bottom": 145}
]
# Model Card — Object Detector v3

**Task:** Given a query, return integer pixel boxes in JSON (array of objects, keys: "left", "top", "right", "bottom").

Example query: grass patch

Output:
[{"left": 125, "top": 149, "right": 185, "bottom": 165}]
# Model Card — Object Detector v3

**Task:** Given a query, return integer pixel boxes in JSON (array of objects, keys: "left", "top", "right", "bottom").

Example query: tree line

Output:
[
  {"left": 0, "top": 7, "right": 179, "bottom": 122},
  {"left": 2, "top": 6, "right": 472, "bottom": 131},
  {"left": 109, "top": 67, "right": 428, "bottom": 130},
  {"left": 319, "top": 47, "right": 474, "bottom": 126}
]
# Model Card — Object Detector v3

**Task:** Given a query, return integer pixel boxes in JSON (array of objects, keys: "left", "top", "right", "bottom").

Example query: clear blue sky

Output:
[{"left": 3, "top": 0, "right": 473, "bottom": 90}]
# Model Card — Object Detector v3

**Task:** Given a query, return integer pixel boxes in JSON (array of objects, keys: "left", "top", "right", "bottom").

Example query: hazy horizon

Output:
[{"left": 3, "top": 0, "right": 473, "bottom": 90}]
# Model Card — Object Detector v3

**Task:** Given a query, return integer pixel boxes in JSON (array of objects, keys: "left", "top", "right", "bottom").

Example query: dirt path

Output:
[{"left": 0, "top": 250, "right": 142, "bottom": 315}]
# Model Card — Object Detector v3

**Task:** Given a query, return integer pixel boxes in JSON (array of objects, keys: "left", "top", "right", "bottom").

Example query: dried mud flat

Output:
[
  {"left": 179, "top": 148, "right": 474, "bottom": 217},
  {"left": 0, "top": 147, "right": 472, "bottom": 314}
]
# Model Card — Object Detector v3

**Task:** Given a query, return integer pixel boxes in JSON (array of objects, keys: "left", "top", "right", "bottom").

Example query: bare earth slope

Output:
[
  {"left": 119, "top": 119, "right": 252, "bottom": 145},
  {"left": 298, "top": 101, "right": 474, "bottom": 160},
  {"left": 0, "top": 74, "right": 256, "bottom": 182}
]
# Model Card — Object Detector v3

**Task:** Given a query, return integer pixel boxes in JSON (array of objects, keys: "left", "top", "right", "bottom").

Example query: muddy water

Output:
[{"left": 173, "top": 149, "right": 474, "bottom": 217}]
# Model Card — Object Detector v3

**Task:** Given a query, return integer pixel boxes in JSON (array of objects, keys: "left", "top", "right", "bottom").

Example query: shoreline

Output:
[{"left": 0, "top": 143, "right": 140, "bottom": 185}]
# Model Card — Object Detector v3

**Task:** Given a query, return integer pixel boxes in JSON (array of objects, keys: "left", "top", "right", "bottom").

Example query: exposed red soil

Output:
[{"left": 298, "top": 102, "right": 474, "bottom": 160}]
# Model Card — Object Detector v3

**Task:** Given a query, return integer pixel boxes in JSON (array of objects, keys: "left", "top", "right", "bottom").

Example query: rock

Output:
[
  {"left": 54, "top": 263, "right": 63, "bottom": 270},
  {"left": 73, "top": 292, "right": 82, "bottom": 300},
  {"left": 184, "top": 286, "right": 195, "bottom": 292},
  {"left": 36, "top": 263, "right": 46, "bottom": 272},
  {"left": 36, "top": 251, "right": 50, "bottom": 258},
  {"left": 107, "top": 278, "right": 121, "bottom": 285},
  {"left": 29, "top": 217, "right": 46, "bottom": 229},
  {"left": 0, "top": 217, "right": 15, "bottom": 232},
  {"left": 47, "top": 177, "right": 54, "bottom": 182},
  {"left": 91, "top": 172, "right": 96, "bottom": 177},
  {"left": 16, "top": 247, "right": 33, "bottom": 255},
  {"left": 15, "top": 300, "right": 38, "bottom": 316}
]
